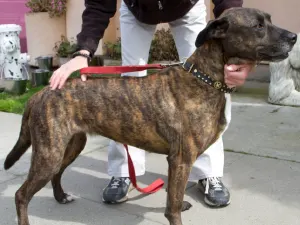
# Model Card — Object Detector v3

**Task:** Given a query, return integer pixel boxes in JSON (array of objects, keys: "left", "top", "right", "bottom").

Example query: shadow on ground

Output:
[{"left": 1, "top": 146, "right": 300, "bottom": 225}]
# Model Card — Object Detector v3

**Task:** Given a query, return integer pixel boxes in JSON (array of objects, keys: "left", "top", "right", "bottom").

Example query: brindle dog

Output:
[{"left": 3, "top": 7, "right": 297, "bottom": 225}]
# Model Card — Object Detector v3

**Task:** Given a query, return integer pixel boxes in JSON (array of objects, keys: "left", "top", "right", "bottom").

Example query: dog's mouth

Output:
[
  {"left": 256, "top": 43, "right": 295, "bottom": 62},
  {"left": 257, "top": 52, "right": 289, "bottom": 62}
]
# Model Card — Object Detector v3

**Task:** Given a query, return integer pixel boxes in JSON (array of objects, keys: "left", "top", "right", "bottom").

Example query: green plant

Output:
[
  {"left": 89, "top": 55, "right": 104, "bottom": 66},
  {"left": 149, "top": 28, "right": 179, "bottom": 62},
  {"left": 54, "top": 36, "right": 77, "bottom": 58},
  {"left": 25, "top": 0, "right": 67, "bottom": 17},
  {"left": 103, "top": 38, "right": 122, "bottom": 60},
  {"left": 0, "top": 82, "right": 44, "bottom": 114}
]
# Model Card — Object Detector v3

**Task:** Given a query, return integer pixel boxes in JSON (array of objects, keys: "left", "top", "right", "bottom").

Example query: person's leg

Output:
[
  {"left": 169, "top": 0, "right": 232, "bottom": 207},
  {"left": 194, "top": 94, "right": 232, "bottom": 207},
  {"left": 103, "top": 0, "right": 156, "bottom": 204}
]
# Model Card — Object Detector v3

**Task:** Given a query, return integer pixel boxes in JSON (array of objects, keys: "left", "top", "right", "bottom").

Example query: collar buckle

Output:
[{"left": 182, "top": 59, "right": 194, "bottom": 73}]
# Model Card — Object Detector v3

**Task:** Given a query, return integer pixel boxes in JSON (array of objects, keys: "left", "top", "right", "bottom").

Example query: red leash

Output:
[
  {"left": 124, "top": 144, "right": 164, "bottom": 193},
  {"left": 80, "top": 64, "right": 167, "bottom": 194},
  {"left": 80, "top": 64, "right": 166, "bottom": 74}
]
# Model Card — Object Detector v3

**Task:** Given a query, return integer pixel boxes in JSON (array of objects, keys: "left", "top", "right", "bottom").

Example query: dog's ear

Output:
[{"left": 195, "top": 17, "right": 229, "bottom": 47}]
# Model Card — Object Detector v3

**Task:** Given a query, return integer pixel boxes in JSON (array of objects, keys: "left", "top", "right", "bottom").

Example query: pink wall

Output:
[{"left": 0, "top": 0, "right": 29, "bottom": 52}]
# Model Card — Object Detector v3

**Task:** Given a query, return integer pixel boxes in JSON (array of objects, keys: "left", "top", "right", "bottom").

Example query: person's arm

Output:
[
  {"left": 76, "top": 0, "right": 117, "bottom": 56},
  {"left": 212, "top": 0, "right": 243, "bottom": 18},
  {"left": 50, "top": 0, "right": 117, "bottom": 90}
]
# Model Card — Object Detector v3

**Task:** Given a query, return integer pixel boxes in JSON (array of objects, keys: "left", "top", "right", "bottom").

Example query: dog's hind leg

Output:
[
  {"left": 164, "top": 146, "right": 197, "bottom": 225},
  {"left": 51, "top": 132, "right": 87, "bottom": 204},
  {"left": 15, "top": 142, "right": 66, "bottom": 225}
]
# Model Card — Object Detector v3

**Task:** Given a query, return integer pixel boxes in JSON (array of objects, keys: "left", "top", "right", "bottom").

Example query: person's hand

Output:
[
  {"left": 50, "top": 50, "right": 90, "bottom": 90},
  {"left": 224, "top": 64, "right": 253, "bottom": 88}
]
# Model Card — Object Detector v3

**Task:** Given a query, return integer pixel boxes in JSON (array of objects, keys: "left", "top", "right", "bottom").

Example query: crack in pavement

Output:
[{"left": 225, "top": 149, "right": 300, "bottom": 164}]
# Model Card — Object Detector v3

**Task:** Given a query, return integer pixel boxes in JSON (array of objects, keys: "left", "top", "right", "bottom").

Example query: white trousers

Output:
[{"left": 107, "top": 0, "right": 232, "bottom": 181}]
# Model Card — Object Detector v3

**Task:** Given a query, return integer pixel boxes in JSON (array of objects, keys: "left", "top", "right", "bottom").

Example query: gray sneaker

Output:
[
  {"left": 198, "top": 177, "right": 231, "bottom": 207},
  {"left": 102, "top": 177, "right": 133, "bottom": 203}
]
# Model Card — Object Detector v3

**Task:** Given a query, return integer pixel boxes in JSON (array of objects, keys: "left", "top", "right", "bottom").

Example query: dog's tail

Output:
[{"left": 4, "top": 99, "right": 33, "bottom": 170}]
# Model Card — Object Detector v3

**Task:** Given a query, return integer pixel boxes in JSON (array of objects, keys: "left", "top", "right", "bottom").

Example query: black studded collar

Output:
[{"left": 181, "top": 61, "right": 235, "bottom": 93}]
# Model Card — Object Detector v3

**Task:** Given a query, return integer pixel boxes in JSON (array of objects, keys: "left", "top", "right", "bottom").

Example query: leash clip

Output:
[
  {"left": 160, "top": 61, "right": 184, "bottom": 68},
  {"left": 182, "top": 58, "right": 194, "bottom": 73}
]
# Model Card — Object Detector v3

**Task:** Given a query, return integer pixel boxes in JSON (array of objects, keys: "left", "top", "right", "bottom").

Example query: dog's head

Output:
[{"left": 195, "top": 8, "right": 297, "bottom": 62}]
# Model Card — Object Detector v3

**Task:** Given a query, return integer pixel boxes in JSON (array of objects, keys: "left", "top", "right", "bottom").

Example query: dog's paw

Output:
[
  {"left": 181, "top": 201, "right": 192, "bottom": 212},
  {"left": 57, "top": 193, "right": 75, "bottom": 204}
]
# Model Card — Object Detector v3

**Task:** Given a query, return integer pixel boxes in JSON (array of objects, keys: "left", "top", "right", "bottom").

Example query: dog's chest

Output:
[{"left": 183, "top": 93, "right": 230, "bottom": 149}]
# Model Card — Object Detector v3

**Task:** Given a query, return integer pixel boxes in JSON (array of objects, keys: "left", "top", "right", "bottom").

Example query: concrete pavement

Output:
[{"left": 1, "top": 85, "right": 300, "bottom": 225}]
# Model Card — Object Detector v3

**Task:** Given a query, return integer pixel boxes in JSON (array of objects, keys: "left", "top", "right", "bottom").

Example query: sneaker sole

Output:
[
  {"left": 197, "top": 183, "right": 231, "bottom": 207},
  {"left": 102, "top": 195, "right": 128, "bottom": 204},
  {"left": 102, "top": 183, "right": 134, "bottom": 204},
  {"left": 204, "top": 196, "right": 231, "bottom": 207}
]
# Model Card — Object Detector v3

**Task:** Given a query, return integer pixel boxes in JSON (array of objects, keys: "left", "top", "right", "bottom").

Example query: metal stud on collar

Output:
[{"left": 182, "top": 60, "right": 235, "bottom": 93}]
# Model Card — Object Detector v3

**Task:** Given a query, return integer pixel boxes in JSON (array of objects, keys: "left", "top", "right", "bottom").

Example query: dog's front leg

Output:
[{"left": 164, "top": 145, "right": 197, "bottom": 225}]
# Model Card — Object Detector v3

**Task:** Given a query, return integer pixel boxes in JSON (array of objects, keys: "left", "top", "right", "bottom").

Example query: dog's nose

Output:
[{"left": 288, "top": 33, "right": 297, "bottom": 44}]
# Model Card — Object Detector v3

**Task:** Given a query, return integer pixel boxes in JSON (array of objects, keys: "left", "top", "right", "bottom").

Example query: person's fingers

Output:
[
  {"left": 81, "top": 74, "right": 87, "bottom": 81},
  {"left": 225, "top": 72, "right": 247, "bottom": 87},
  {"left": 225, "top": 73, "right": 247, "bottom": 82},
  {"left": 226, "top": 64, "right": 254, "bottom": 72},
  {"left": 225, "top": 64, "right": 240, "bottom": 71},
  {"left": 224, "top": 63, "right": 254, "bottom": 88},
  {"left": 49, "top": 72, "right": 57, "bottom": 89},
  {"left": 50, "top": 72, "right": 63, "bottom": 90},
  {"left": 225, "top": 67, "right": 250, "bottom": 79},
  {"left": 49, "top": 69, "right": 59, "bottom": 86},
  {"left": 231, "top": 71, "right": 248, "bottom": 78},
  {"left": 58, "top": 74, "right": 70, "bottom": 89},
  {"left": 51, "top": 71, "right": 61, "bottom": 83},
  {"left": 226, "top": 83, "right": 236, "bottom": 88},
  {"left": 50, "top": 57, "right": 89, "bottom": 90}
]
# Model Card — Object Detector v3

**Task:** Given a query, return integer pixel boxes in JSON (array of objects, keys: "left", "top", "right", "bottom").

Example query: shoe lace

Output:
[
  {"left": 205, "top": 177, "right": 222, "bottom": 194},
  {"left": 111, "top": 177, "right": 122, "bottom": 189}
]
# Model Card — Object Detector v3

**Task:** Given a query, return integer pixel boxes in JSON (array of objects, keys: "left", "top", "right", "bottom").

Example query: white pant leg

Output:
[
  {"left": 169, "top": 1, "right": 232, "bottom": 181},
  {"left": 189, "top": 93, "right": 232, "bottom": 180},
  {"left": 190, "top": 94, "right": 232, "bottom": 180},
  {"left": 169, "top": 0, "right": 207, "bottom": 61},
  {"left": 107, "top": 1, "right": 156, "bottom": 177}
]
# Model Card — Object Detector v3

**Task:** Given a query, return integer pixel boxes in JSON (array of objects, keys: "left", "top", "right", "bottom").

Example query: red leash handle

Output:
[
  {"left": 124, "top": 144, "right": 164, "bottom": 194},
  {"left": 80, "top": 64, "right": 165, "bottom": 75}
]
